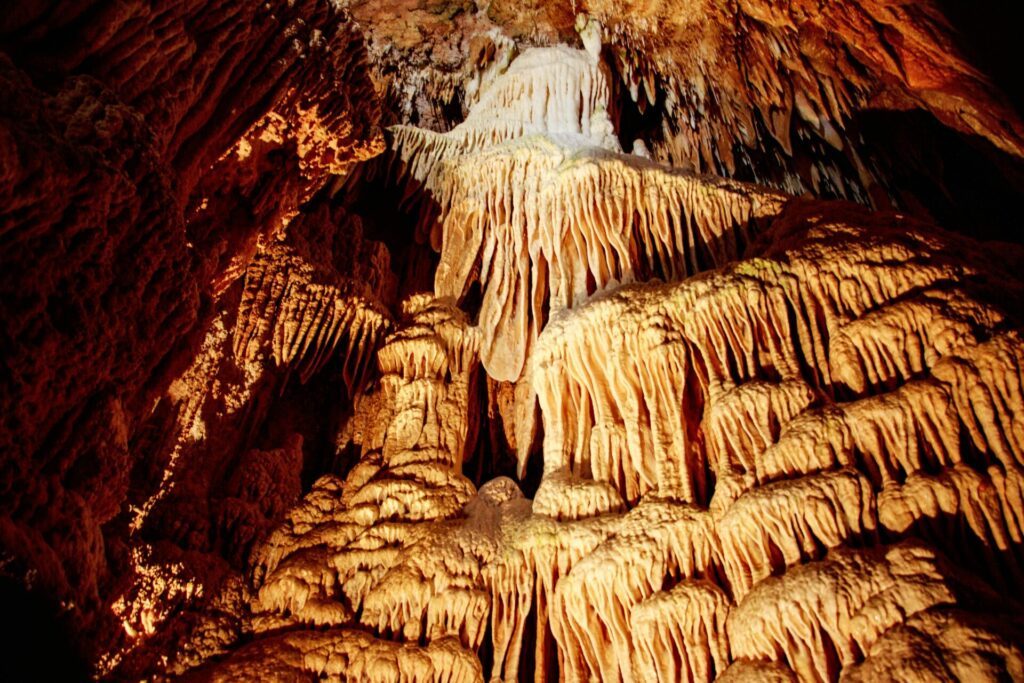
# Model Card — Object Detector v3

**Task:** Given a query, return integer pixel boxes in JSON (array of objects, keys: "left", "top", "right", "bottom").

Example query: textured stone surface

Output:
[
  {"left": 3, "top": 3, "right": 1024, "bottom": 681},
  {"left": 0, "top": 0, "right": 383, "bottom": 677},
  {"left": 176, "top": 46, "right": 1024, "bottom": 682}
]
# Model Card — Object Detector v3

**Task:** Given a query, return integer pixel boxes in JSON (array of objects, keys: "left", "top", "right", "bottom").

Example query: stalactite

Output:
[
  {"left": 726, "top": 542, "right": 995, "bottom": 683},
  {"left": 828, "top": 289, "right": 1003, "bottom": 394},
  {"left": 718, "top": 469, "right": 877, "bottom": 600},
  {"left": 531, "top": 467, "right": 626, "bottom": 521},
  {"left": 485, "top": 505, "right": 617, "bottom": 683},
  {"left": 716, "top": 659, "right": 799, "bottom": 682},
  {"left": 757, "top": 379, "right": 964, "bottom": 487},
  {"left": 589, "top": 0, "right": 1024, "bottom": 196},
  {"left": 372, "top": 45, "right": 622, "bottom": 232},
  {"left": 233, "top": 241, "right": 390, "bottom": 392},
  {"left": 629, "top": 579, "right": 731, "bottom": 683},
  {"left": 933, "top": 332, "right": 1024, "bottom": 469},
  {"left": 878, "top": 464, "right": 1024, "bottom": 588},
  {"left": 841, "top": 608, "right": 1024, "bottom": 682},
  {"left": 117, "top": 34, "right": 1024, "bottom": 683},
  {"left": 702, "top": 380, "right": 817, "bottom": 481},
  {"left": 374, "top": 43, "right": 787, "bottom": 383},
  {"left": 550, "top": 499, "right": 720, "bottom": 683},
  {"left": 525, "top": 207, "right": 1020, "bottom": 509},
  {"left": 434, "top": 138, "right": 786, "bottom": 381}
]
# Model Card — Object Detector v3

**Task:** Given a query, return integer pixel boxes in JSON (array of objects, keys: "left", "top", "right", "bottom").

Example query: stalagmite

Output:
[
  {"left": 182, "top": 630, "right": 483, "bottom": 682},
  {"left": 253, "top": 297, "right": 485, "bottom": 637}
]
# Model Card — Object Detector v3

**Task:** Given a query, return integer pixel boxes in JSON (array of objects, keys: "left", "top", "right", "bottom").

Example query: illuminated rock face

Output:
[
  {"left": 3, "top": 4, "right": 1024, "bottom": 682},
  {"left": 174, "top": 46, "right": 1024, "bottom": 682}
]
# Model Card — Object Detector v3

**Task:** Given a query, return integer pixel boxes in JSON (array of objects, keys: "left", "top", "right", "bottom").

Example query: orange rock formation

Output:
[{"left": 2, "top": 2, "right": 1024, "bottom": 681}]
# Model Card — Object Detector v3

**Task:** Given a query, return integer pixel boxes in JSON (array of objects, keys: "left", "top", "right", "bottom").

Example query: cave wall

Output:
[
  {"left": 0, "top": 0, "right": 384, "bottom": 676},
  {"left": 2, "top": 1, "right": 1024, "bottom": 681}
]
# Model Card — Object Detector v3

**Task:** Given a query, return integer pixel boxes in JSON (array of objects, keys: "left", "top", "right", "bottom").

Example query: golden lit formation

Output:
[{"left": 2, "top": 2, "right": 1024, "bottom": 680}]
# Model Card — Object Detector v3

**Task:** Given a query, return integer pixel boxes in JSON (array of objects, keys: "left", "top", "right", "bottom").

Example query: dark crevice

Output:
[{"left": 0, "top": 578, "right": 90, "bottom": 683}]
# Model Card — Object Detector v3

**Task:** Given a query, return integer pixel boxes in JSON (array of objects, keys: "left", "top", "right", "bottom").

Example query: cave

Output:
[{"left": 3, "top": 1, "right": 1024, "bottom": 681}]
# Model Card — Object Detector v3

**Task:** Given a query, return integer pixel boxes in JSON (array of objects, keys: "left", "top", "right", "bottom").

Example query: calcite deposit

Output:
[{"left": 2, "top": 1, "right": 1024, "bottom": 681}]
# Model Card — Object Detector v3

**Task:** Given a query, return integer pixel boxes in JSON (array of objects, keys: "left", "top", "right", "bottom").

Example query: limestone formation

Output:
[
  {"left": 232, "top": 238, "right": 389, "bottom": 389},
  {"left": 3, "top": 3, "right": 1024, "bottom": 681},
  {"left": 583, "top": 0, "right": 1024, "bottom": 195}
]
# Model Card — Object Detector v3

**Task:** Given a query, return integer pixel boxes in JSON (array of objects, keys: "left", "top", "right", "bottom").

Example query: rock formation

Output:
[{"left": 2, "top": 2, "right": 1024, "bottom": 681}]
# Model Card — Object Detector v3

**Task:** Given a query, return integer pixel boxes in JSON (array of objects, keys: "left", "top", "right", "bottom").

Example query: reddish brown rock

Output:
[{"left": 0, "top": 1, "right": 382, "bottom": 676}]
